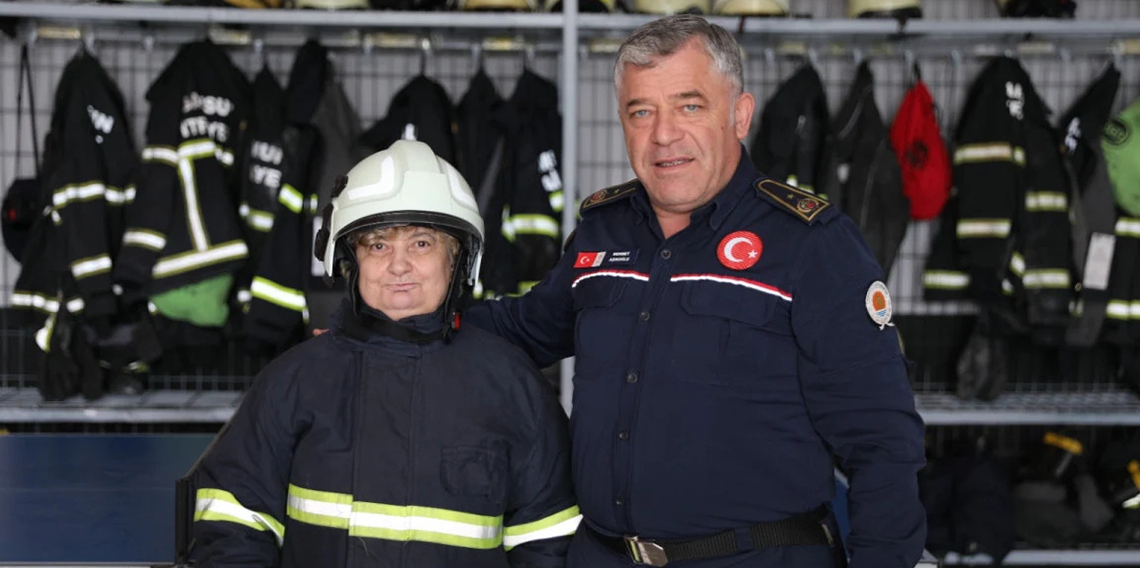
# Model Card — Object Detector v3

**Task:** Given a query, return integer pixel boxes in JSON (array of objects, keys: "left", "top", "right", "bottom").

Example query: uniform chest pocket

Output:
[
  {"left": 672, "top": 282, "right": 796, "bottom": 388},
  {"left": 440, "top": 446, "right": 507, "bottom": 507},
  {"left": 572, "top": 276, "right": 632, "bottom": 382}
]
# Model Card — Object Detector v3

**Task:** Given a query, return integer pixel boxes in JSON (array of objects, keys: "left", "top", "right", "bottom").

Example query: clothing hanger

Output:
[
  {"left": 905, "top": 50, "right": 921, "bottom": 85},
  {"left": 254, "top": 37, "right": 270, "bottom": 72},
  {"left": 471, "top": 43, "right": 484, "bottom": 73},
  {"left": 418, "top": 37, "right": 431, "bottom": 77}
]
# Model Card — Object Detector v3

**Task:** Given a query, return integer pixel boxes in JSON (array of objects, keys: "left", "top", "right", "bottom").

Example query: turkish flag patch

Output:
[
  {"left": 717, "top": 231, "right": 762, "bottom": 270},
  {"left": 574, "top": 251, "right": 606, "bottom": 268}
]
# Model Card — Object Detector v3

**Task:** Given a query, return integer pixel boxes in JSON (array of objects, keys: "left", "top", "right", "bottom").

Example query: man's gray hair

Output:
[{"left": 613, "top": 14, "right": 744, "bottom": 98}]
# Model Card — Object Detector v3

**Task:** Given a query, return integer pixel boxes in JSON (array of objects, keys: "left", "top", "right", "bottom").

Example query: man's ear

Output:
[{"left": 734, "top": 91, "right": 756, "bottom": 141}]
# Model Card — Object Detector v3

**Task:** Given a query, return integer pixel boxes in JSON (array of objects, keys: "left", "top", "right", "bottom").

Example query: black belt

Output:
[{"left": 585, "top": 506, "right": 835, "bottom": 567}]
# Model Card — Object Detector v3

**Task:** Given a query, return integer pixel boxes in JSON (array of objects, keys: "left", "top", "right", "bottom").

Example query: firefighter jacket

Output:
[
  {"left": 456, "top": 68, "right": 505, "bottom": 212},
  {"left": 235, "top": 67, "right": 288, "bottom": 294},
  {"left": 286, "top": 39, "right": 364, "bottom": 210},
  {"left": 236, "top": 67, "right": 319, "bottom": 353},
  {"left": 1059, "top": 65, "right": 1121, "bottom": 346},
  {"left": 112, "top": 40, "right": 250, "bottom": 305},
  {"left": 937, "top": 57, "right": 1073, "bottom": 340},
  {"left": 826, "top": 61, "right": 908, "bottom": 276},
  {"left": 923, "top": 194, "right": 970, "bottom": 301},
  {"left": 285, "top": 39, "right": 366, "bottom": 330},
  {"left": 453, "top": 68, "right": 513, "bottom": 298},
  {"left": 466, "top": 147, "right": 927, "bottom": 568},
  {"left": 360, "top": 74, "right": 457, "bottom": 163},
  {"left": 750, "top": 63, "right": 831, "bottom": 195},
  {"left": 456, "top": 68, "right": 510, "bottom": 298},
  {"left": 190, "top": 301, "right": 580, "bottom": 567},
  {"left": 11, "top": 51, "right": 137, "bottom": 329},
  {"left": 1100, "top": 95, "right": 1140, "bottom": 346},
  {"left": 481, "top": 69, "right": 563, "bottom": 297}
]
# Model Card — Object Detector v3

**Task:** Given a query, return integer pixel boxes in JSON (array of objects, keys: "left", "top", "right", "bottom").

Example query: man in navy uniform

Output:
[{"left": 466, "top": 14, "right": 926, "bottom": 568}]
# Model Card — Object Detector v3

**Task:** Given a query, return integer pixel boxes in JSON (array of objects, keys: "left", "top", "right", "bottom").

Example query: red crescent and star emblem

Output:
[{"left": 717, "top": 231, "right": 763, "bottom": 270}]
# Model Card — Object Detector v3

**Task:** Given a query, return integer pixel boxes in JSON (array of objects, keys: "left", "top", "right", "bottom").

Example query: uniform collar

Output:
[{"left": 629, "top": 144, "right": 757, "bottom": 233}]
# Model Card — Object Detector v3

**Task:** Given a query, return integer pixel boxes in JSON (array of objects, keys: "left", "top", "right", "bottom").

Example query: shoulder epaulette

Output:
[
  {"left": 754, "top": 178, "right": 834, "bottom": 225},
  {"left": 579, "top": 179, "right": 639, "bottom": 216}
]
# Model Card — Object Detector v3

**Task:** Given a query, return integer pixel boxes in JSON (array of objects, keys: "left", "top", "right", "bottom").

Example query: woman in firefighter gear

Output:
[{"left": 188, "top": 139, "right": 580, "bottom": 567}]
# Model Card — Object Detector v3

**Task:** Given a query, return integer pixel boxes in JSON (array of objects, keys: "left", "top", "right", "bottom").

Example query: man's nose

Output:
[{"left": 652, "top": 112, "right": 682, "bottom": 146}]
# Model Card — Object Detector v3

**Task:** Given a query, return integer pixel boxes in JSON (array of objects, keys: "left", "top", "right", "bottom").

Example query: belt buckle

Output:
[{"left": 624, "top": 535, "right": 669, "bottom": 567}]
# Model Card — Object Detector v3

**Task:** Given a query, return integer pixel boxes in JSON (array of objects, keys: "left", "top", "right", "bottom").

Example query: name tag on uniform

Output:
[{"left": 574, "top": 250, "right": 639, "bottom": 268}]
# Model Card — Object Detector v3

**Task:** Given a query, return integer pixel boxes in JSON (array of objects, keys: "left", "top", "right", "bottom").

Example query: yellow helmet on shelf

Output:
[
  {"left": 631, "top": 0, "right": 709, "bottom": 15},
  {"left": 459, "top": 0, "right": 539, "bottom": 11},
  {"left": 712, "top": 0, "right": 787, "bottom": 16}
]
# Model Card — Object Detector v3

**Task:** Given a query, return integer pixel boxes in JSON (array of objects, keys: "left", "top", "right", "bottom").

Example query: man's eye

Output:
[
  {"left": 415, "top": 240, "right": 431, "bottom": 248},
  {"left": 683, "top": 104, "right": 700, "bottom": 112},
  {"left": 370, "top": 243, "right": 386, "bottom": 252},
  {"left": 631, "top": 109, "right": 649, "bottom": 118}
]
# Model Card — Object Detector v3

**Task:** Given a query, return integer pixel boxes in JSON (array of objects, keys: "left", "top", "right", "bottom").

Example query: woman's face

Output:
[{"left": 354, "top": 225, "right": 455, "bottom": 321}]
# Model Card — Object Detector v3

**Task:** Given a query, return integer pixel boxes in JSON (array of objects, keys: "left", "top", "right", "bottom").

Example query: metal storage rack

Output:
[{"left": 0, "top": 1, "right": 1139, "bottom": 564}]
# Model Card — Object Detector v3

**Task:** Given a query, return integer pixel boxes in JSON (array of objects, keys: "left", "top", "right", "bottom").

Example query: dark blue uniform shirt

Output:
[{"left": 466, "top": 149, "right": 926, "bottom": 568}]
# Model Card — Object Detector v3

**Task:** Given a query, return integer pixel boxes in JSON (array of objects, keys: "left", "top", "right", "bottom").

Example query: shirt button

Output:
[
  {"left": 626, "top": 372, "right": 639, "bottom": 384},
  {"left": 660, "top": 249, "right": 672, "bottom": 259},
  {"left": 639, "top": 311, "right": 651, "bottom": 322},
  {"left": 615, "top": 498, "right": 625, "bottom": 506},
  {"left": 618, "top": 431, "right": 629, "bottom": 440}
]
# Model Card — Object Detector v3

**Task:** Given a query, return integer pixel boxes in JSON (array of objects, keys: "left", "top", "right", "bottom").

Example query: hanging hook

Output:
[
  {"left": 143, "top": 34, "right": 155, "bottom": 53},
  {"left": 471, "top": 42, "right": 483, "bottom": 70},
  {"left": 418, "top": 36, "right": 431, "bottom": 76},
  {"left": 524, "top": 42, "right": 536, "bottom": 70},
  {"left": 82, "top": 27, "right": 95, "bottom": 54},
  {"left": 852, "top": 47, "right": 864, "bottom": 66},
  {"left": 904, "top": 50, "right": 921, "bottom": 83},
  {"left": 807, "top": 46, "right": 818, "bottom": 68},
  {"left": 253, "top": 37, "right": 269, "bottom": 69}
]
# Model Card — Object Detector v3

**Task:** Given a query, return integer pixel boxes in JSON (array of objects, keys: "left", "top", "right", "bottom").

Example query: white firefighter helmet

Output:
[
  {"left": 848, "top": 0, "right": 921, "bottom": 18},
  {"left": 712, "top": 0, "right": 787, "bottom": 16},
  {"left": 315, "top": 139, "right": 484, "bottom": 288}
]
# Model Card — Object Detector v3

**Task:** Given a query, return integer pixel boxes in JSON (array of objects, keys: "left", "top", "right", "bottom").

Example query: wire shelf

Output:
[
  {"left": 918, "top": 390, "right": 1140, "bottom": 426},
  {"left": 945, "top": 548, "right": 1140, "bottom": 566},
  {"left": 0, "top": 387, "right": 240, "bottom": 423}
]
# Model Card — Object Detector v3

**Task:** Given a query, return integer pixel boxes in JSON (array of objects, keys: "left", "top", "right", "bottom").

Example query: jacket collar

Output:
[{"left": 332, "top": 299, "right": 447, "bottom": 354}]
